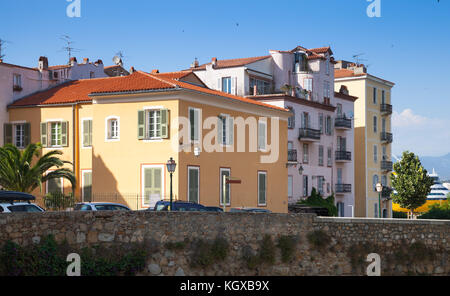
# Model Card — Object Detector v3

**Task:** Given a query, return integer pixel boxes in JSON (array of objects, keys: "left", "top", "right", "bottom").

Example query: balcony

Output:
[
  {"left": 381, "top": 160, "right": 393, "bottom": 172},
  {"left": 380, "top": 132, "right": 393, "bottom": 144},
  {"left": 335, "top": 151, "right": 352, "bottom": 162},
  {"left": 380, "top": 104, "right": 393, "bottom": 116},
  {"left": 298, "top": 128, "right": 321, "bottom": 142},
  {"left": 334, "top": 117, "right": 352, "bottom": 130},
  {"left": 288, "top": 149, "right": 297, "bottom": 163},
  {"left": 335, "top": 184, "right": 352, "bottom": 194}
]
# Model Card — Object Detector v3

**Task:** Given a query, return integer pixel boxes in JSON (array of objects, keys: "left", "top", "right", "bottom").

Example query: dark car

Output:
[
  {"left": 153, "top": 200, "right": 208, "bottom": 212},
  {"left": 230, "top": 207, "right": 272, "bottom": 213},
  {"left": 204, "top": 206, "right": 224, "bottom": 212}
]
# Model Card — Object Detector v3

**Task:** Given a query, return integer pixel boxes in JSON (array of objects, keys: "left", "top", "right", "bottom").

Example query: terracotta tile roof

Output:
[
  {"left": 152, "top": 70, "right": 193, "bottom": 80},
  {"left": 191, "top": 55, "right": 271, "bottom": 71},
  {"left": 10, "top": 71, "right": 289, "bottom": 113},
  {"left": 334, "top": 69, "right": 366, "bottom": 79},
  {"left": 309, "top": 47, "right": 333, "bottom": 55},
  {"left": 334, "top": 91, "right": 358, "bottom": 102}
]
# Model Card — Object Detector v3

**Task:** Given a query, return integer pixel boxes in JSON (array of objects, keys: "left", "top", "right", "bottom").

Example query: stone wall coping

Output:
[{"left": 315, "top": 216, "right": 450, "bottom": 225}]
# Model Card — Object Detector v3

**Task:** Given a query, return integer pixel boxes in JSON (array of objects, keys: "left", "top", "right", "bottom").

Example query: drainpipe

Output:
[{"left": 72, "top": 103, "right": 79, "bottom": 197}]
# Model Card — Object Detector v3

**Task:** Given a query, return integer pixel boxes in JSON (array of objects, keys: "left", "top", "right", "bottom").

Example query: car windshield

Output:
[
  {"left": 155, "top": 204, "right": 167, "bottom": 211},
  {"left": 7, "top": 205, "right": 43, "bottom": 212}
]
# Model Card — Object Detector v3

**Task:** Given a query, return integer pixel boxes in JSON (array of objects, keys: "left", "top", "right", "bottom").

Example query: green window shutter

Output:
[
  {"left": 190, "top": 109, "right": 195, "bottom": 141},
  {"left": 138, "top": 110, "right": 145, "bottom": 139},
  {"left": 3, "top": 123, "right": 13, "bottom": 145},
  {"left": 228, "top": 117, "right": 234, "bottom": 145},
  {"left": 160, "top": 109, "right": 169, "bottom": 139},
  {"left": 88, "top": 120, "right": 93, "bottom": 146},
  {"left": 40, "top": 122, "right": 48, "bottom": 147},
  {"left": 61, "top": 121, "right": 69, "bottom": 147},
  {"left": 83, "top": 120, "right": 90, "bottom": 147},
  {"left": 258, "top": 173, "right": 266, "bottom": 205},
  {"left": 144, "top": 168, "right": 163, "bottom": 206},
  {"left": 23, "top": 123, "right": 31, "bottom": 147},
  {"left": 188, "top": 168, "right": 199, "bottom": 203}
]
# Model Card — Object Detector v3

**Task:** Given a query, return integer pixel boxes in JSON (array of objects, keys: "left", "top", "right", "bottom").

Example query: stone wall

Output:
[{"left": 0, "top": 211, "right": 448, "bottom": 276}]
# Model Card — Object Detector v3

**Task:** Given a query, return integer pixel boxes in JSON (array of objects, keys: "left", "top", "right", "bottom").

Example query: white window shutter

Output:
[
  {"left": 231, "top": 77, "right": 237, "bottom": 95},
  {"left": 217, "top": 78, "right": 222, "bottom": 91}
]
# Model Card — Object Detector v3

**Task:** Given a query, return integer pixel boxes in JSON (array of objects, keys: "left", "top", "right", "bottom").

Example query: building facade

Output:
[
  {"left": 334, "top": 61, "right": 395, "bottom": 218},
  {"left": 190, "top": 45, "right": 357, "bottom": 217},
  {"left": 7, "top": 71, "right": 290, "bottom": 213}
]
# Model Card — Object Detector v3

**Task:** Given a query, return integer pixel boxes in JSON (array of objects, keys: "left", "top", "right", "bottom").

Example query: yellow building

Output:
[
  {"left": 7, "top": 71, "right": 290, "bottom": 212},
  {"left": 334, "top": 61, "right": 395, "bottom": 218}
]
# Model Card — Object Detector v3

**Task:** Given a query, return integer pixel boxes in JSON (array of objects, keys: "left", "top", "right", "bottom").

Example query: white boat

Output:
[{"left": 427, "top": 169, "right": 450, "bottom": 200}]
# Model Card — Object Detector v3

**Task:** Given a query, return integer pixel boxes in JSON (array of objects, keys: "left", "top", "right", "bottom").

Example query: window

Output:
[
  {"left": 142, "top": 166, "right": 164, "bottom": 208},
  {"left": 189, "top": 108, "right": 201, "bottom": 142},
  {"left": 336, "top": 104, "right": 343, "bottom": 117},
  {"left": 258, "top": 171, "right": 267, "bottom": 206},
  {"left": 373, "top": 174, "right": 379, "bottom": 192},
  {"left": 222, "top": 77, "right": 232, "bottom": 94},
  {"left": 382, "top": 146, "right": 387, "bottom": 160},
  {"left": 39, "top": 121, "right": 68, "bottom": 148},
  {"left": 374, "top": 145, "right": 378, "bottom": 163},
  {"left": 323, "top": 81, "right": 330, "bottom": 98},
  {"left": 288, "top": 176, "right": 293, "bottom": 198},
  {"left": 373, "top": 87, "right": 377, "bottom": 104},
  {"left": 337, "top": 136, "right": 347, "bottom": 151},
  {"left": 82, "top": 119, "right": 92, "bottom": 147},
  {"left": 249, "top": 77, "right": 271, "bottom": 95},
  {"left": 304, "top": 78, "right": 313, "bottom": 92},
  {"left": 51, "top": 122, "right": 62, "bottom": 146},
  {"left": 303, "top": 175, "right": 309, "bottom": 197},
  {"left": 373, "top": 116, "right": 377, "bottom": 133},
  {"left": 327, "top": 148, "right": 332, "bottom": 166},
  {"left": 374, "top": 203, "right": 379, "bottom": 218},
  {"left": 318, "top": 176, "right": 324, "bottom": 195},
  {"left": 258, "top": 120, "right": 267, "bottom": 151},
  {"left": 381, "top": 90, "right": 385, "bottom": 104},
  {"left": 106, "top": 117, "right": 120, "bottom": 141},
  {"left": 220, "top": 168, "right": 231, "bottom": 206},
  {"left": 382, "top": 118, "right": 386, "bottom": 133},
  {"left": 137, "top": 109, "right": 169, "bottom": 140},
  {"left": 188, "top": 167, "right": 200, "bottom": 203},
  {"left": 82, "top": 171, "right": 92, "bottom": 202},
  {"left": 218, "top": 114, "right": 233, "bottom": 146},
  {"left": 47, "top": 177, "right": 63, "bottom": 194},
  {"left": 294, "top": 52, "right": 307, "bottom": 72},
  {"left": 325, "top": 116, "right": 332, "bottom": 135},
  {"left": 13, "top": 74, "right": 22, "bottom": 87},
  {"left": 287, "top": 107, "right": 295, "bottom": 129},
  {"left": 319, "top": 113, "right": 324, "bottom": 134},
  {"left": 90, "top": 72, "right": 95, "bottom": 79},
  {"left": 337, "top": 202, "right": 345, "bottom": 217},
  {"left": 301, "top": 112, "right": 310, "bottom": 129},
  {"left": 318, "top": 146, "right": 324, "bottom": 166},
  {"left": 326, "top": 57, "right": 330, "bottom": 75},
  {"left": 337, "top": 168, "right": 343, "bottom": 184},
  {"left": 303, "top": 143, "right": 309, "bottom": 163},
  {"left": 4, "top": 123, "right": 30, "bottom": 148},
  {"left": 381, "top": 175, "right": 387, "bottom": 187}
]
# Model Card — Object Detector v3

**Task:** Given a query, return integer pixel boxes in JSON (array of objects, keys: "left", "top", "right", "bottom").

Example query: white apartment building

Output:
[
  {"left": 190, "top": 45, "right": 357, "bottom": 217},
  {"left": 0, "top": 56, "right": 106, "bottom": 146}
]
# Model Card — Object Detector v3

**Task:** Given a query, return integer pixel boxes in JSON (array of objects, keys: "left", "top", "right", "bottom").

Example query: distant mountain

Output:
[{"left": 420, "top": 153, "right": 450, "bottom": 181}]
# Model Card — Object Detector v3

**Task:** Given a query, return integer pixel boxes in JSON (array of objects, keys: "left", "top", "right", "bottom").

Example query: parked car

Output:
[
  {"left": 73, "top": 202, "right": 131, "bottom": 211},
  {"left": 204, "top": 206, "right": 224, "bottom": 212},
  {"left": 0, "top": 191, "right": 45, "bottom": 213},
  {"left": 153, "top": 200, "right": 208, "bottom": 212},
  {"left": 229, "top": 207, "right": 272, "bottom": 213}
]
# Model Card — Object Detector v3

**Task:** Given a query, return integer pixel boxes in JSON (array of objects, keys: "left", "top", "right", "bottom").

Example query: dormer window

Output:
[
  {"left": 13, "top": 74, "right": 22, "bottom": 91},
  {"left": 294, "top": 52, "right": 307, "bottom": 72}
]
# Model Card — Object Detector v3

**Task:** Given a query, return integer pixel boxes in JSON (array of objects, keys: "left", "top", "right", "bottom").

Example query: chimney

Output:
[
  {"left": 83, "top": 58, "right": 89, "bottom": 64},
  {"left": 94, "top": 59, "right": 103, "bottom": 65},
  {"left": 339, "top": 85, "right": 349, "bottom": 95},
  {"left": 69, "top": 57, "right": 77, "bottom": 66},
  {"left": 190, "top": 58, "right": 199, "bottom": 69},
  {"left": 38, "top": 56, "right": 49, "bottom": 71},
  {"left": 211, "top": 57, "right": 217, "bottom": 68},
  {"left": 151, "top": 69, "right": 159, "bottom": 74},
  {"left": 130, "top": 66, "right": 136, "bottom": 74},
  {"left": 0, "top": 59, "right": 3, "bottom": 63}
]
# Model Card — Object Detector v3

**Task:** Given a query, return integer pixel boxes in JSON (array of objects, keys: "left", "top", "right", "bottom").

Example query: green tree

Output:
[
  {"left": 298, "top": 188, "right": 338, "bottom": 216},
  {"left": 0, "top": 143, "right": 76, "bottom": 193},
  {"left": 391, "top": 151, "right": 433, "bottom": 218}
]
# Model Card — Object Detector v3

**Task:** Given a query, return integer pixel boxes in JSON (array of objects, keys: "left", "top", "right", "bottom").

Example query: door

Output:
[{"left": 143, "top": 166, "right": 163, "bottom": 208}]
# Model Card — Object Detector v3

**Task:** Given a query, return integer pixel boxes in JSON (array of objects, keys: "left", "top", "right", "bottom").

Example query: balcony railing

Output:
[
  {"left": 335, "top": 184, "right": 352, "bottom": 193},
  {"left": 380, "top": 132, "right": 393, "bottom": 144},
  {"left": 381, "top": 160, "right": 393, "bottom": 172},
  {"left": 335, "top": 151, "right": 352, "bottom": 161},
  {"left": 334, "top": 117, "right": 352, "bottom": 129},
  {"left": 298, "top": 128, "right": 321, "bottom": 141},
  {"left": 380, "top": 104, "right": 393, "bottom": 115},
  {"left": 288, "top": 149, "right": 297, "bottom": 162}
]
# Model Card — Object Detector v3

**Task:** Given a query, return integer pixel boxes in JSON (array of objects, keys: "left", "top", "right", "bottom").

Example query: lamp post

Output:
[
  {"left": 376, "top": 183, "right": 383, "bottom": 218},
  {"left": 166, "top": 157, "right": 177, "bottom": 211}
]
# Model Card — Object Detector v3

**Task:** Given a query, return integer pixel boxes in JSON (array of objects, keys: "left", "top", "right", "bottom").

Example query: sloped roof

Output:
[{"left": 191, "top": 55, "right": 271, "bottom": 71}]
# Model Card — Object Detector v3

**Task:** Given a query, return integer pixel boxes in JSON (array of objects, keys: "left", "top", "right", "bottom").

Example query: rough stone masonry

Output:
[{"left": 0, "top": 211, "right": 448, "bottom": 276}]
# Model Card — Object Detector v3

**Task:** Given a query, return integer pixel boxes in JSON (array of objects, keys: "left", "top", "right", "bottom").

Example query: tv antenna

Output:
[
  {"left": 0, "top": 38, "right": 10, "bottom": 60},
  {"left": 114, "top": 51, "right": 127, "bottom": 66},
  {"left": 60, "top": 35, "right": 80, "bottom": 61},
  {"left": 352, "top": 53, "right": 368, "bottom": 65}
]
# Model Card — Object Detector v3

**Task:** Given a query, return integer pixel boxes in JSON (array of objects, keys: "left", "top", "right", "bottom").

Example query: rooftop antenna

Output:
[
  {"left": 60, "top": 35, "right": 80, "bottom": 62},
  {"left": 115, "top": 51, "right": 127, "bottom": 66},
  {"left": 352, "top": 53, "right": 367, "bottom": 65},
  {"left": 0, "top": 38, "right": 10, "bottom": 60}
]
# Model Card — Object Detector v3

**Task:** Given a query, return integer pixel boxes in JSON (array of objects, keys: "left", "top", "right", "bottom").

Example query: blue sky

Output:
[{"left": 1, "top": 0, "right": 449, "bottom": 157}]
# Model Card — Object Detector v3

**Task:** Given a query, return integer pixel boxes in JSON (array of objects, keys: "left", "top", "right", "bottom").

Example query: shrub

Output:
[
  {"left": 242, "top": 235, "right": 276, "bottom": 269},
  {"left": 190, "top": 237, "right": 229, "bottom": 268},
  {"left": 307, "top": 230, "right": 331, "bottom": 251},
  {"left": 298, "top": 188, "right": 338, "bottom": 216},
  {"left": 276, "top": 235, "right": 297, "bottom": 263},
  {"left": 164, "top": 238, "right": 189, "bottom": 251},
  {"left": 393, "top": 211, "right": 408, "bottom": 219},
  {"left": 44, "top": 192, "right": 76, "bottom": 211}
]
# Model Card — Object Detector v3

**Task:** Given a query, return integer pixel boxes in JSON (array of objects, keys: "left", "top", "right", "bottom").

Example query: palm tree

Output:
[{"left": 0, "top": 143, "right": 76, "bottom": 193}]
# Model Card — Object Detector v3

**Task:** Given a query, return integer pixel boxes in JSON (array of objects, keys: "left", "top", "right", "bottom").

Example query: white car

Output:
[
  {"left": 73, "top": 202, "right": 131, "bottom": 211},
  {"left": 0, "top": 191, "right": 45, "bottom": 213}
]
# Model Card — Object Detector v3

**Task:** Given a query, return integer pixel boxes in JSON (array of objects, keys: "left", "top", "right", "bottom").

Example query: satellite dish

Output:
[{"left": 113, "top": 56, "right": 122, "bottom": 66}]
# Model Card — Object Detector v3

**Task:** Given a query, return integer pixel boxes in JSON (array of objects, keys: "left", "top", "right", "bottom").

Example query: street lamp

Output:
[
  {"left": 166, "top": 157, "right": 177, "bottom": 211},
  {"left": 376, "top": 183, "right": 383, "bottom": 218}
]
